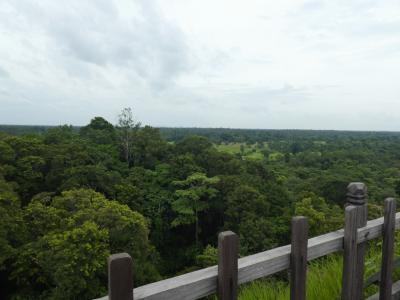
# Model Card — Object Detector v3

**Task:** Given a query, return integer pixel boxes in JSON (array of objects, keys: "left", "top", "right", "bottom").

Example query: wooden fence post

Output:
[
  {"left": 290, "top": 216, "right": 309, "bottom": 300},
  {"left": 342, "top": 205, "right": 359, "bottom": 300},
  {"left": 218, "top": 231, "right": 238, "bottom": 300},
  {"left": 108, "top": 253, "right": 134, "bottom": 300},
  {"left": 379, "top": 198, "right": 396, "bottom": 300},
  {"left": 347, "top": 182, "right": 368, "bottom": 300}
]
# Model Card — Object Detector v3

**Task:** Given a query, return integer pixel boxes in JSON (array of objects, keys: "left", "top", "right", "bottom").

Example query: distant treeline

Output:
[
  {"left": 2, "top": 124, "right": 400, "bottom": 142},
  {"left": 2, "top": 112, "right": 400, "bottom": 299},
  {"left": 159, "top": 127, "right": 400, "bottom": 143},
  {"left": 0, "top": 125, "right": 78, "bottom": 136}
]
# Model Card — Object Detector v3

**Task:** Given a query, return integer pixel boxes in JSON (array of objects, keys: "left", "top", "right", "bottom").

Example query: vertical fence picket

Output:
[
  {"left": 218, "top": 231, "right": 238, "bottom": 300},
  {"left": 108, "top": 253, "right": 134, "bottom": 300},
  {"left": 290, "top": 216, "right": 309, "bottom": 300},
  {"left": 347, "top": 182, "right": 368, "bottom": 300},
  {"left": 342, "top": 205, "right": 358, "bottom": 300},
  {"left": 379, "top": 198, "right": 396, "bottom": 300}
]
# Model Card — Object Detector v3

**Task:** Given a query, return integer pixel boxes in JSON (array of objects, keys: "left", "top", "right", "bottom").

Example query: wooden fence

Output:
[{"left": 95, "top": 182, "right": 400, "bottom": 300}]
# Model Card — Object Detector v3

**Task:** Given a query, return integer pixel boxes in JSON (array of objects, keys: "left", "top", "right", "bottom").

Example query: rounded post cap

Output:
[{"left": 346, "top": 182, "right": 367, "bottom": 205}]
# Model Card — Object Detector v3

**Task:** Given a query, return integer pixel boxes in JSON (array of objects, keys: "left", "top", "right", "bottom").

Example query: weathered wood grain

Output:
[
  {"left": 342, "top": 206, "right": 359, "bottom": 300},
  {"left": 108, "top": 253, "right": 134, "bottom": 300},
  {"left": 347, "top": 182, "right": 368, "bottom": 300},
  {"left": 218, "top": 231, "right": 238, "bottom": 300},
  {"left": 356, "top": 205, "right": 368, "bottom": 300},
  {"left": 95, "top": 212, "right": 400, "bottom": 300},
  {"left": 380, "top": 198, "right": 396, "bottom": 300},
  {"left": 290, "top": 216, "right": 308, "bottom": 300}
]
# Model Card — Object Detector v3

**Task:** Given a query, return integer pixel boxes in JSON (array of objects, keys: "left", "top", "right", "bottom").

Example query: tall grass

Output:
[
  {"left": 237, "top": 243, "right": 396, "bottom": 300},
  {"left": 207, "top": 234, "right": 400, "bottom": 299},
  {"left": 239, "top": 256, "right": 343, "bottom": 300}
]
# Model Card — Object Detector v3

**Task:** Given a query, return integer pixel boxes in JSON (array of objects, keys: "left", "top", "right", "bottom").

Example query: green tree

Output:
[
  {"left": 294, "top": 193, "right": 342, "bottom": 236},
  {"left": 172, "top": 173, "right": 219, "bottom": 249},
  {"left": 117, "top": 107, "right": 141, "bottom": 166},
  {"left": 1, "top": 135, "right": 44, "bottom": 159},
  {"left": 132, "top": 126, "right": 170, "bottom": 168},
  {"left": 11, "top": 189, "right": 159, "bottom": 299},
  {"left": 0, "top": 141, "right": 15, "bottom": 164},
  {"left": 15, "top": 155, "right": 46, "bottom": 202},
  {"left": 0, "top": 176, "right": 23, "bottom": 270},
  {"left": 80, "top": 117, "right": 116, "bottom": 145},
  {"left": 44, "top": 125, "right": 76, "bottom": 144},
  {"left": 196, "top": 245, "right": 217, "bottom": 268},
  {"left": 59, "top": 164, "right": 121, "bottom": 198},
  {"left": 395, "top": 180, "right": 400, "bottom": 197},
  {"left": 225, "top": 185, "right": 274, "bottom": 254},
  {"left": 39, "top": 222, "right": 109, "bottom": 299},
  {"left": 175, "top": 135, "right": 213, "bottom": 157}
]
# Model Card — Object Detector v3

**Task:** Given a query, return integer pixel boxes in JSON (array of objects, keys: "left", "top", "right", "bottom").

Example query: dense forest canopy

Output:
[{"left": 1, "top": 113, "right": 400, "bottom": 299}]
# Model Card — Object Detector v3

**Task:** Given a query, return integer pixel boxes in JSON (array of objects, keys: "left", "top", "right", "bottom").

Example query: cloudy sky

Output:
[{"left": 0, "top": 0, "right": 399, "bottom": 130}]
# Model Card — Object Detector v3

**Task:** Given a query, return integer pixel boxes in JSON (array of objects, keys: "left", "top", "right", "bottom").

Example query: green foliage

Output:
[
  {"left": 0, "top": 141, "right": 15, "bottom": 163},
  {"left": 294, "top": 193, "right": 342, "bottom": 236},
  {"left": 132, "top": 126, "right": 170, "bottom": 168},
  {"left": 59, "top": 164, "right": 121, "bottom": 198},
  {"left": 44, "top": 125, "right": 76, "bottom": 144},
  {"left": 38, "top": 222, "right": 109, "bottom": 299},
  {"left": 2, "top": 120, "right": 400, "bottom": 299},
  {"left": 117, "top": 107, "right": 141, "bottom": 166},
  {"left": 176, "top": 135, "right": 213, "bottom": 157},
  {"left": 0, "top": 177, "right": 23, "bottom": 269},
  {"left": 225, "top": 185, "right": 275, "bottom": 253},
  {"left": 10, "top": 189, "right": 158, "bottom": 299},
  {"left": 196, "top": 245, "right": 218, "bottom": 268},
  {"left": 80, "top": 117, "right": 116, "bottom": 145},
  {"left": 172, "top": 173, "right": 220, "bottom": 249}
]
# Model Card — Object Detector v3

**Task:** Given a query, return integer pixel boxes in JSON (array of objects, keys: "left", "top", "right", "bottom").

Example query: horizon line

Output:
[{"left": 1, "top": 123, "right": 400, "bottom": 134}]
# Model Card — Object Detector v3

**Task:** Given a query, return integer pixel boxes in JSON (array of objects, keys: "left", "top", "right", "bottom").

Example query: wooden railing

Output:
[{"left": 95, "top": 182, "right": 399, "bottom": 300}]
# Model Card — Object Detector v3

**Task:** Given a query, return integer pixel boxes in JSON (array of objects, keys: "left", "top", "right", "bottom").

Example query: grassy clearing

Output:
[
  {"left": 215, "top": 143, "right": 265, "bottom": 161},
  {"left": 214, "top": 142, "right": 287, "bottom": 162},
  {"left": 215, "top": 143, "right": 244, "bottom": 154}
]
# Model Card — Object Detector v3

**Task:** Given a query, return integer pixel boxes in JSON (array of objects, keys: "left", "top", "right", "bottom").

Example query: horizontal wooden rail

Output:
[
  {"left": 364, "top": 258, "right": 400, "bottom": 288},
  {"left": 95, "top": 213, "right": 400, "bottom": 300},
  {"left": 367, "top": 280, "right": 400, "bottom": 300}
]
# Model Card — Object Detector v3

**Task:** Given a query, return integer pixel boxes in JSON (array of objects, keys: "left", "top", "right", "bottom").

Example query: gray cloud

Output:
[
  {"left": 0, "top": 66, "right": 9, "bottom": 78},
  {"left": 208, "top": 84, "right": 310, "bottom": 109},
  {"left": 3, "top": 0, "right": 189, "bottom": 90},
  {"left": 50, "top": 1, "right": 189, "bottom": 89},
  {"left": 0, "top": 0, "right": 400, "bottom": 130}
]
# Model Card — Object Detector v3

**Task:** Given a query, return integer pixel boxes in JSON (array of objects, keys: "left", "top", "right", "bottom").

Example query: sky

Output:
[{"left": 0, "top": 0, "right": 399, "bottom": 130}]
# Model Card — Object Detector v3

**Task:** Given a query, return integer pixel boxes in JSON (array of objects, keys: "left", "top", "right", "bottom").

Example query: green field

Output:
[
  {"left": 215, "top": 143, "right": 265, "bottom": 161},
  {"left": 214, "top": 142, "right": 288, "bottom": 162}
]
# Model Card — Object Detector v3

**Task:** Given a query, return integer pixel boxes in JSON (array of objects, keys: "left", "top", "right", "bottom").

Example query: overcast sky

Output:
[{"left": 0, "top": 0, "right": 399, "bottom": 130}]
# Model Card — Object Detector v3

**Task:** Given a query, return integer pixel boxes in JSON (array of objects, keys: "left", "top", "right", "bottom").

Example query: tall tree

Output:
[
  {"left": 117, "top": 108, "right": 141, "bottom": 166},
  {"left": 171, "top": 173, "right": 219, "bottom": 250},
  {"left": 80, "top": 117, "right": 116, "bottom": 145}
]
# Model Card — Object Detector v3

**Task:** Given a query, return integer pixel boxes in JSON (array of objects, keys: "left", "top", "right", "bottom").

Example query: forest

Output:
[{"left": 1, "top": 109, "right": 400, "bottom": 299}]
